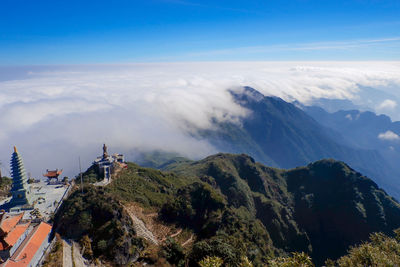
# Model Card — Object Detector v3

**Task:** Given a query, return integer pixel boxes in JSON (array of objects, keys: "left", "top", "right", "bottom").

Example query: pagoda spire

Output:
[{"left": 9, "top": 146, "right": 32, "bottom": 207}]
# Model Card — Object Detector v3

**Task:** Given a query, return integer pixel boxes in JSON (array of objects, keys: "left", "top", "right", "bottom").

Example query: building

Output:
[
  {"left": 43, "top": 169, "right": 63, "bottom": 184},
  {"left": 93, "top": 144, "right": 125, "bottom": 180},
  {"left": 0, "top": 212, "right": 30, "bottom": 262},
  {"left": 7, "top": 147, "right": 33, "bottom": 211},
  {"left": 0, "top": 146, "right": 70, "bottom": 266},
  {"left": 1, "top": 221, "right": 51, "bottom": 267}
]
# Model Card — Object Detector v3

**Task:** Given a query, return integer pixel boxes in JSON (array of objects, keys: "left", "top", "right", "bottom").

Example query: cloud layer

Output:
[
  {"left": 378, "top": 130, "right": 400, "bottom": 141},
  {"left": 0, "top": 62, "right": 400, "bottom": 178}
]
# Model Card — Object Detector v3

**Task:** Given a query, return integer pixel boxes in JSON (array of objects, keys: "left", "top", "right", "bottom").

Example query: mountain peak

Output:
[{"left": 230, "top": 86, "right": 265, "bottom": 103}]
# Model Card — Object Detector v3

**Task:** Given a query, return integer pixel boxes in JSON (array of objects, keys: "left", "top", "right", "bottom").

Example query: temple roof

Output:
[
  {"left": 43, "top": 169, "right": 63, "bottom": 178},
  {"left": 4, "top": 222, "right": 51, "bottom": 267},
  {"left": 0, "top": 213, "right": 23, "bottom": 235},
  {"left": 4, "top": 222, "right": 31, "bottom": 248}
]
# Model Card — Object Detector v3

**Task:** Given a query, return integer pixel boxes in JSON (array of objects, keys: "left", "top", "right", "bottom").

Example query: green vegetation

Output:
[
  {"left": 135, "top": 150, "right": 193, "bottom": 170},
  {"left": 199, "top": 256, "right": 223, "bottom": 267},
  {"left": 161, "top": 153, "right": 400, "bottom": 266},
  {"left": 107, "top": 162, "right": 195, "bottom": 208},
  {"left": 160, "top": 182, "right": 225, "bottom": 229},
  {"left": 42, "top": 233, "right": 63, "bottom": 267},
  {"left": 267, "top": 252, "right": 314, "bottom": 267},
  {"left": 262, "top": 229, "right": 400, "bottom": 266},
  {"left": 0, "top": 176, "right": 12, "bottom": 189},
  {"left": 80, "top": 165, "right": 103, "bottom": 183},
  {"left": 55, "top": 153, "right": 400, "bottom": 266},
  {"left": 333, "top": 229, "right": 400, "bottom": 267},
  {"left": 0, "top": 176, "right": 12, "bottom": 199},
  {"left": 160, "top": 237, "right": 186, "bottom": 267},
  {"left": 54, "top": 185, "right": 144, "bottom": 265}
]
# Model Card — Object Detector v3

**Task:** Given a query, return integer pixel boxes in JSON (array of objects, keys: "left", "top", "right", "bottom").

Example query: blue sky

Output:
[{"left": 1, "top": 0, "right": 400, "bottom": 64}]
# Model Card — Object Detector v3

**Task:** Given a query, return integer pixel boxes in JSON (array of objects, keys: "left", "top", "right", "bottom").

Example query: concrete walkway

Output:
[
  {"left": 72, "top": 241, "right": 88, "bottom": 267},
  {"left": 126, "top": 209, "right": 159, "bottom": 245},
  {"left": 62, "top": 239, "right": 73, "bottom": 267}
]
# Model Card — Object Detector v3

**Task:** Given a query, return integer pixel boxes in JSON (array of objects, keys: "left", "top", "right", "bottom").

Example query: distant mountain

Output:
[
  {"left": 302, "top": 85, "right": 400, "bottom": 121},
  {"left": 303, "top": 105, "right": 400, "bottom": 197},
  {"left": 195, "top": 87, "right": 399, "bottom": 199},
  {"left": 134, "top": 150, "right": 193, "bottom": 170},
  {"left": 302, "top": 97, "right": 359, "bottom": 113},
  {"left": 303, "top": 106, "right": 400, "bottom": 150}
]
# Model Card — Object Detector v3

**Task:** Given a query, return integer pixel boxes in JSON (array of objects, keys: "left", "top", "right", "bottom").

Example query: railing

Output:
[
  {"left": 37, "top": 184, "right": 72, "bottom": 266},
  {"left": 53, "top": 184, "right": 72, "bottom": 215},
  {"left": 35, "top": 234, "right": 56, "bottom": 267}
]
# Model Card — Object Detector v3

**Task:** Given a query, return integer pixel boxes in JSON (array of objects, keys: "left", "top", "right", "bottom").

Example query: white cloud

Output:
[
  {"left": 377, "top": 99, "right": 397, "bottom": 111},
  {"left": 184, "top": 37, "right": 400, "bottom": 59},
  {"left": 0, "top": 62, "right": 400, "bottom": 178},
  {"left": 378, "top": 131, "right": 400, "bottom": 141}
]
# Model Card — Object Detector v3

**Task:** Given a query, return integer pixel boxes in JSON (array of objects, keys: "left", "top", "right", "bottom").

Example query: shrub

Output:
[
  {"left": 160, "top": 237, "right": 186, "bottom": 267},
  {"left": 335, "top": 231, "right": 400, "bottom": 267},
  {"left": 189, "top": 237, "right": 242, "bottom": 266},
  {"left": 54, "top": 185, "right": 144, "bottom": 264},
  {"left": 267, "top": 252, "right": 314, "bottom": 267},
  {"left": 199, "top": 256, "right": 224, "bottom": 267}
]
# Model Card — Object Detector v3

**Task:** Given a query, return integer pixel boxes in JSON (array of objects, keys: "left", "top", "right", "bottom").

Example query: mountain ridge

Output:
[
  {"left": 54, "top": 152, "right": 400, "bottom": 266},
  {"left": 195, "top": 86, "right": 399, "bottom": 199},
  {"left": 160, "top": 152, "right": 400, "bottom": 265}
]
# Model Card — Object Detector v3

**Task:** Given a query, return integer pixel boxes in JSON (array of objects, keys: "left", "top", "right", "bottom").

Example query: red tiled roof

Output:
[
  {"left": 43, "top": 169, "right": 63, "bottom": 177},
  {"left": 4, "top": 222, "right": 51, "bottom": 267},
  {"left": 0, "top": 213, "right": 23, "bottom": 235},
  {"left": 4, "top": 222, "right": 31, "bottom": 247}
]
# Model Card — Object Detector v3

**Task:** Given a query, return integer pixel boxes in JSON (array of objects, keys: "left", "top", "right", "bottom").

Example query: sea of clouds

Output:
[{"left": 0, "top": 61, "right": 400, "bottom": 178}]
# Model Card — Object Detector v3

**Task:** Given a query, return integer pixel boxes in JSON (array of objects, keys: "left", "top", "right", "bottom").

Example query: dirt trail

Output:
[
  {"left": 170, "top": 229, "right": 182, "bottom": 238},
  {"left": 182, "top": 234, "right": 194, "bottom": 247},
  {"left": 160, "top": 229, "right": 182, "bottom": 242}
]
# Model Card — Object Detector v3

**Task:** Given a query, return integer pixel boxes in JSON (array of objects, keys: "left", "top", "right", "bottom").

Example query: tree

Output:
[
  {"left": 267, "top": 252, "right": 314, "bottom": 267},
  {"left": 240, "top": 256, "right": 254, "bottom": 267},
  {"left": 199, "top": 256, "right": 223, "bottom": 267},
  {"left": 80, "top": 235, "right": 93, "bottom": 259},
  {"left": 160, "top": 237, "right": 186, "bottom": 267},
  {"left": 334, "top": 230, "right": 400, "bottom": 267},
  {"left": 96, "top": 240, "right": 107, "bottom": 252}
]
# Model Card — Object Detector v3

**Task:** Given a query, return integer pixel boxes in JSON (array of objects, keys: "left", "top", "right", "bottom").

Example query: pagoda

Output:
[{"left": 9, "top": 146, "right": 32, "bottom": 208}]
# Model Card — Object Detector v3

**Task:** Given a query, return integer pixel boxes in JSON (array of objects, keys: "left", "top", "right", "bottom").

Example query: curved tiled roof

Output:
[
  {"left": 0, "top": 213, "right": 23, "bottom": 235},
  {"left": 4, "top": 222, "right": 51, "bottom": 267},
  {"left": 4, "top": 222, "right": 31, "bottom": 247},
  {"left": 43, "top": 169, "right": 63, "bottom": 178}
]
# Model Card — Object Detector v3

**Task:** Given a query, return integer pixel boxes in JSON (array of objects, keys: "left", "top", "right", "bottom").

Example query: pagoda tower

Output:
[{"left": 9, "top": 146, "right": 32, "bottom": 207}]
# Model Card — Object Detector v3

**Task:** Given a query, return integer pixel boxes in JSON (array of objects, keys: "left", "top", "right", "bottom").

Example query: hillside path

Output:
[
  {"left": 72, "top": 241, "right": 88, "bottom": 267},
  {"left": 62, "top": 239, "right": 73, "bottom": 267},
  {"left": 182, "top": 234, "right": 194, "bottom": 247},
  {"left": 126, "top": 208, "right": 159, "bottom": 245}
]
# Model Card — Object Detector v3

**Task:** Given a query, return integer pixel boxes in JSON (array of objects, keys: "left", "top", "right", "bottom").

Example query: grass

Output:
[
  {"left": 106, "top": 162, "right": 196, "bottom": 208},
  {"left": 42, "top": 233, "right": 63, "bottom": 267}
]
